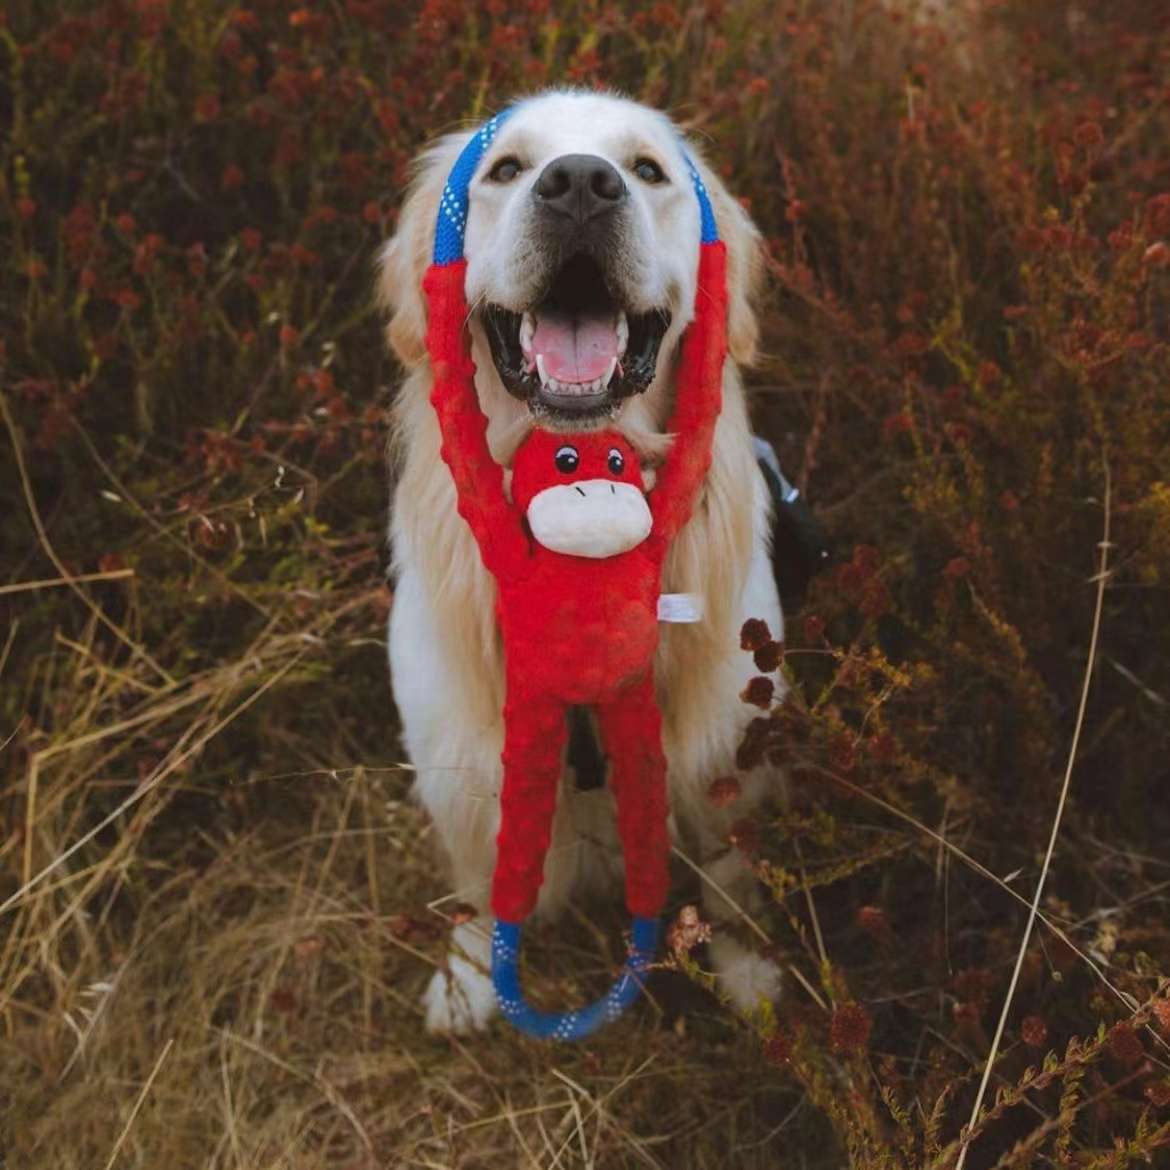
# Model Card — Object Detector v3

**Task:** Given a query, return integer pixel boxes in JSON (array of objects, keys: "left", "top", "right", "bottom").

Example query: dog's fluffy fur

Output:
[{"left": 378, "top": 91, "right": 784, "bottom": 1033}]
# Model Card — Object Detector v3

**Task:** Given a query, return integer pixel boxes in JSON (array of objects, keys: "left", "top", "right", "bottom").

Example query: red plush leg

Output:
[
  {"left": 596, "top": 674, "right": 670, "bottom": 919},
  {"left": 491, "top": 690, "right": 569, "bottom": 923}
]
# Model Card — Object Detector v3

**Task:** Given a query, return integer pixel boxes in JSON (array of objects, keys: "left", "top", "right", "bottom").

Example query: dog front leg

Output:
[
  {"left": 696, "top": 769, "right": 784, "bottom": 1016},
  {"left": 390, "top": 570, "right": 503, "bottom": 1033},
  {"left": 415, "top": 765, "right": 501, "bottom": 1036}
]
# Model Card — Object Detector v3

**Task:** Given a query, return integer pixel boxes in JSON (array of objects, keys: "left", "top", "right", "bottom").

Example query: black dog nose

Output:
[{"left": 533, "top": 154, "right": 627, "bottom": 224}]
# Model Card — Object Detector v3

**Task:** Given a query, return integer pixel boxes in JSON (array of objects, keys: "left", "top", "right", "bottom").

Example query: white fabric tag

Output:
[{"left": 657, "top": 593, "right": 704, "bottom": 623}]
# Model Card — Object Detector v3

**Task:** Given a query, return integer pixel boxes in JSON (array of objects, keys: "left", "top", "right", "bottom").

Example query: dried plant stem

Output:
[
  {"left": 811, "top": 766, "right": 1157, "bottom": 1034},
  {"left": 955, "top": 463, "right": 1112, "bottom": 1170},
  {"left": 101, "top": 1037, "right": 174, "bottom": 1170},
  {"left": 671, "top": 844, "right": 830, "bottom": 1013},
  {"left": 0, "top": 388, "right": 175, "bottom": 685},
  {"left": 68, "top": 416, "right": 272, "bottom": 619},
  {"left": 0, "top": 568, "right": 135, "bottom": 595},
  {"left": 792, "top": 831, "right": 830, "bottom": 977},
  {"left": 0, "top": 648, "right": 304, "bottom": 917},
  {"left": 218, "top": 1029, "right": 374, "bottom": 1155}
]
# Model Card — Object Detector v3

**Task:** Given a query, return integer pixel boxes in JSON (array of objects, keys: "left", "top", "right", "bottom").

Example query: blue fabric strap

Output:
[
  {"left": 432, "top": 106, "right": 720, "bottom": 264},
  {"left": 433, "top": 108, "right": 516, "bottom": 265},
  {"left": 492, "top": 917, "right": 660, "bottom": 1041},
  {"left": 683, "top": 151, "right": 720, "bottom": 245}
]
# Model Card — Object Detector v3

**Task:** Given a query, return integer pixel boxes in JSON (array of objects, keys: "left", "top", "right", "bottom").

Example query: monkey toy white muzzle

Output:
[{"left": 525, "top": 480, "right": 652, "bottom": 559}]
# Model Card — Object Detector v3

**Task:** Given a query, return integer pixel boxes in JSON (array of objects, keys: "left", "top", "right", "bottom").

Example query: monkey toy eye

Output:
[
  {"left": 607, "top": 448, "right": 625, "bottom": 475},
  {"left": 554, "top": 445, "right": 579, "bottom": 473}
]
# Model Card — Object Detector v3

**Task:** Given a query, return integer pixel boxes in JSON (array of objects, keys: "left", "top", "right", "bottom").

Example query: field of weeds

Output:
[{"left": 2, "top": 1, "right": 1169, "bottom": 1167}]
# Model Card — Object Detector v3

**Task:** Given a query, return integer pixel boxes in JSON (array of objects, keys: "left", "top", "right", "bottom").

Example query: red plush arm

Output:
[
  {"left": 424, "top": 261, "right": 526, "bottom": 575},
  {"left": 649, "top": 241, "right": 728, "bottom": 546}
]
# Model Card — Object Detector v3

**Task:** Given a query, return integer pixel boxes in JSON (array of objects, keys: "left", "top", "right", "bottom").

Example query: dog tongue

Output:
[{"left": 532, "top": 312, "right": 618, "bottom": 384}]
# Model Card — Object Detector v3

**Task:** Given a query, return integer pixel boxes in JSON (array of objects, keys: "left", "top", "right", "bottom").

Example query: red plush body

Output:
[{"left": 424, "top": 243, "right": 727, "bottom": 925}]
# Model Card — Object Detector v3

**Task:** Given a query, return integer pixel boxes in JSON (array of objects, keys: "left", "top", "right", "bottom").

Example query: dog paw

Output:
[
  {"left": 423, "top": 951, "right": 498, "bottom": 1034},
  {"left": 709, "top": 934, "right": 783, "bottom": 1015}
]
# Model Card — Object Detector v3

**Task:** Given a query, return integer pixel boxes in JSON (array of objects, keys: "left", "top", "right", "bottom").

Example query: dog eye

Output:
[
  {"left": 554, "top": 445, "right": 579, "bottom": 473},
  {"left": 607, "top": 448, "right": 625, "bottom": 474},
  {"left": 632, "top": 157, "right": 666, "bottom": 185},
  {"left": 487, "top": 156, "right": 523, "bottom": 183}
]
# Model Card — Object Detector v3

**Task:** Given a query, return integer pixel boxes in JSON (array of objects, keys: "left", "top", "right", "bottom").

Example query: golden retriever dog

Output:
[{"left": 378, "top": 89, "right": 784, "bottom": 1033}]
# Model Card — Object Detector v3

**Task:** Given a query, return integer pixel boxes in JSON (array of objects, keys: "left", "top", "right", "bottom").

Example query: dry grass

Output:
[{"left": 3, "top": 0, "right": 1170, "bottom": 1167}]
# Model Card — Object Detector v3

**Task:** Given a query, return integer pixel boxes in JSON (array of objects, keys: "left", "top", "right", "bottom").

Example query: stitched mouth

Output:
[{"left": 482, "top": 253, "right": 671, "bottom": 418}]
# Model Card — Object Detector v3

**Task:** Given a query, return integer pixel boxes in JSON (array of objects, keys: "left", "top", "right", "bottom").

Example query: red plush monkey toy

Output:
[
  {"left": 421, "top": 107, "right": 728, "bottom": 1038},
  {"left": 425, "top": 243, "right": 727, "bottom": 930}
]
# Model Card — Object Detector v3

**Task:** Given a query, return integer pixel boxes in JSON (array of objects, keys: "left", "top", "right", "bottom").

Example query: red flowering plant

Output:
[
  {"left": 684, "top": 2, "right": 1170, "bottom": 1163},
  {"left": 1, "top": 1, "right": 1169, "bottom": 1167}
]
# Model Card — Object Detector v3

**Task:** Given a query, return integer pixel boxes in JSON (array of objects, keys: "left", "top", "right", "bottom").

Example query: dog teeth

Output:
[
  {"left": 520, "top": 311, "right": 535, "bottom": 359},
  {"left": 603, "top": 356, "right": 617, "bottom": 387},
  {"left": 615, "top": 311, "right": 628, "bottom": 357},
  {"left": 534, "top": 355, "right": 609, "bottom": 396}
]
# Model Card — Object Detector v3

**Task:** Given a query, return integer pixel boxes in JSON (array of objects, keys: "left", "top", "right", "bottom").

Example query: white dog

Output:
[{"left": 378, "top": 90, "right": 784, "bottom": 1033}]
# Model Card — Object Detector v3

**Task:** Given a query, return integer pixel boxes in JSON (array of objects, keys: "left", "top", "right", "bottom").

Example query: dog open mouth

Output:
[{"left": 482, "top": 253, "right": 671, "bottom": 418}]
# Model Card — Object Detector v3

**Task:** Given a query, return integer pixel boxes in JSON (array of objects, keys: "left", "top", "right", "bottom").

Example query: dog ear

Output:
[
  {"left": 377, "top": 131, "right": 470, "bottom": 366},
  {"left": 685, "top": 148, "right": 765, "bottom": 368}
]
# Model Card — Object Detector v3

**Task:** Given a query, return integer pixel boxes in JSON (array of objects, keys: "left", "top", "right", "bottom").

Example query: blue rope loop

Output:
[
  {"left": 432, "top": 105, "right": 720, "bottom": 265},
  {"left": 492, "top": 917, "right": 661, "bottom": 1041}
]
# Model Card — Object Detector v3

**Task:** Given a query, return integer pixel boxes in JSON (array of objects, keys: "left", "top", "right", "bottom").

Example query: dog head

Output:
[{"left": 380, "top": 90, "right": 761, "bottom": 431}]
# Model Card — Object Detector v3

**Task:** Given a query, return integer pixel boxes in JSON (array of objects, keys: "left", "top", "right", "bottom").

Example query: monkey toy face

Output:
[{"left": 510, "top": 429, "right": 652, "bottom": 559}]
